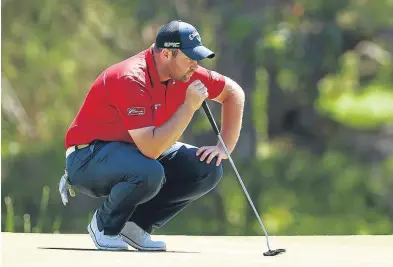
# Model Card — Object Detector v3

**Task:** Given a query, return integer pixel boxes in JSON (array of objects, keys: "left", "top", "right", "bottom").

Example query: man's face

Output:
[{"left": 166, "top": 50, "right": 198, "bottom": 82}]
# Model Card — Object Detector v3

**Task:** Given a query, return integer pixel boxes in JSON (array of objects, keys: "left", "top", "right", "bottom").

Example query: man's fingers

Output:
[
  {"left": 216, "top": 153, "right": 225, "bottom": 166},
  {"left": 196, "top": 83, "right": 206, "bottom": 90},
  {"left": 193, "top": 80, "right": 206, "bottom": 90},
  {"left": 197, "top": 146, "right": 227, "bottom": 165},
  {"left": 191, "top": 79, "right": 202, "bottom": 86},
  {"left": 196, "top": 146, "right": 208, "bottom": 156},
  {"left": 200, "top": 147, "right": 215, "bottom": 161},
  {"left": 206, "top": 151, "right": 219, "bottom": 164}
]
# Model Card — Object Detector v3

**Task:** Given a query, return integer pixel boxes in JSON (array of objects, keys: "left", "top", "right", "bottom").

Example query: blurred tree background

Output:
[{"left": 2, "top": 0, "right": 393, "bottom": 235}]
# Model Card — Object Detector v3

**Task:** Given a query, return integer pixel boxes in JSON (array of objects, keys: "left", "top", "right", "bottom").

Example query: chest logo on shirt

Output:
[
  {"left": 154, "top": 104, "right": 162, "bottom": 110},
  {"left": 127, "top": 107, "right": 145, "bottom": 116}
]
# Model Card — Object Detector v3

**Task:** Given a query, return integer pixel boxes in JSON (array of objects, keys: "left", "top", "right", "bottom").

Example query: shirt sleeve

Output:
[
  {"left": 193, "top": 66, "right": 226, "bottom": 99},
  {"left": 110, "top": 76, "right": 153, "bottom": 130}
]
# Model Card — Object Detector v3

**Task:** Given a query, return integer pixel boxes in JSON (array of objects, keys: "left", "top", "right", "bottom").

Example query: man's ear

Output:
[{"left": 162, "top": 49, "right": 170, "bottom": 59}]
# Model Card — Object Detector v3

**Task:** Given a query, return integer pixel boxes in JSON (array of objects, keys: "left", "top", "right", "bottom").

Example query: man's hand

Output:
[
  {"left": 184, "top": 80, "right": 208, "bottom": 111},
  {"left": 196, "top": 146, "right": 228, "bottom": 166}
]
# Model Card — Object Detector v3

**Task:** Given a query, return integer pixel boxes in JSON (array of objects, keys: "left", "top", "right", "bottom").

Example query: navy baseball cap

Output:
[{"left": 155, "top": 20, "right": 215, "bottom": 60}]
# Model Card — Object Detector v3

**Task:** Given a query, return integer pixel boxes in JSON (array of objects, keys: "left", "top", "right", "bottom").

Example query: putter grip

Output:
[{"left": 202, "top": 101, "right": 220, "bottom": 135}]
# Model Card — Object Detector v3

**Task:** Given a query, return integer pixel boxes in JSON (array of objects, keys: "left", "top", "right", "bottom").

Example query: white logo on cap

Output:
[
  {"left": 164, "top": 42, "right": 180, "bottom": 48},
  {"left": 189, "top": 31, "right": 201, "bottom": 41}
]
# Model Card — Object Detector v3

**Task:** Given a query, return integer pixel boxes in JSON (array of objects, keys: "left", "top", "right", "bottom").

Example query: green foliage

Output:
[
  {"left": 251, "top": 69, "right": 269, "bottom": 135},
  {"left": 317, "top": 52, "right": 393, "bottom": 129},
  {"left": 4, "top": 197, "right": 15, "bottom": 232}
]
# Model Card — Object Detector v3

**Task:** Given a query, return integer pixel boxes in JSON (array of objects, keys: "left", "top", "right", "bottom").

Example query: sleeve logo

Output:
[{"left": 127, "top": 107, "right": 145, "bottom": 116}]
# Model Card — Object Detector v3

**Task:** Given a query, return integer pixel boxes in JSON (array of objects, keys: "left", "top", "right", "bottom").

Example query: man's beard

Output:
[
  {"left": 178, "top": 70, "right": 195, "bottom": 82},
  {"left": 179, "top": 74, "right": 190, "bottom": 82}
]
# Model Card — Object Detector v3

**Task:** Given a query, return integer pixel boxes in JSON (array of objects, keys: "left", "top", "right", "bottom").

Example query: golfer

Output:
[{"left": 59, "top": 20, "right": 245, "bottom": 251}]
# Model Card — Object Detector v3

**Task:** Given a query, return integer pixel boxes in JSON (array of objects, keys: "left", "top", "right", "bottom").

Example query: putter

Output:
[{"left": 201, "top": 100, "right": 286, "bottom": 257}]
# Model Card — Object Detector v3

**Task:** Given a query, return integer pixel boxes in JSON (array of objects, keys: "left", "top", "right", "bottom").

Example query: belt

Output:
[{"left": 66, "top": 144, "right": 90, "bottom": 158}]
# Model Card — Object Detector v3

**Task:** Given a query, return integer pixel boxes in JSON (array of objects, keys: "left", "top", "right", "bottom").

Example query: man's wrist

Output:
[{"left": 182, "top": 102, "right": 198, "bottom": 113}]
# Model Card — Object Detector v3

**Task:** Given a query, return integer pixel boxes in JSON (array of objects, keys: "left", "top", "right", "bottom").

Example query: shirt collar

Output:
[{"left": 145, "top": 45, "right": 162, "bottom": 88}]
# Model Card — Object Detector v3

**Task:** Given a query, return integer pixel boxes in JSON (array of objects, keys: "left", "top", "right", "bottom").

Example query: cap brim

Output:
[{"left": 182, "top": 45, "right": 215, "bottom": 60}]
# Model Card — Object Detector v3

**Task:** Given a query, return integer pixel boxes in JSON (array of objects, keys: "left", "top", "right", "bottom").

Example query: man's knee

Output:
[
  {"left": 200, "top": 159, "right": 223, "bottom": 189},
  {"left": 132, "top": 159, "right": 165, "bottom": 196},
  {"left": 181, "top": 147, "right": 224, "bottom": 188}
]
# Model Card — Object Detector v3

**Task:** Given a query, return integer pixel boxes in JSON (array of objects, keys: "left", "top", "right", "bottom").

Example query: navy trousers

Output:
[{"left": 66, "top": 140, "right": 223, "bottom": 235}]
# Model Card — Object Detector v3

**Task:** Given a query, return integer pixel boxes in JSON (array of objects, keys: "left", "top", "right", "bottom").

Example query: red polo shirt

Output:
[{"left": 65, "top": 48, "right": 226, "bottom": 149}]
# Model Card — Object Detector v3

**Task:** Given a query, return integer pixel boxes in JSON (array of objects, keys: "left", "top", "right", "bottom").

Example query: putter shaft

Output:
[{"left": 217, "top": 135, "right": 272, "bottom": 251}]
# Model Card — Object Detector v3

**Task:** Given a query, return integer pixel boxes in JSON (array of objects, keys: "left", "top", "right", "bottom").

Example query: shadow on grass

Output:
[{"left": 37, "top": 247, "right": 199, "bottom": 253}]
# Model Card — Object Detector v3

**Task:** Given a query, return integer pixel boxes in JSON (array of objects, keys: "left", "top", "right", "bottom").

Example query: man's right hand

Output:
[{"left": 184, "top": 80, "right": 208, "bottom": 111}]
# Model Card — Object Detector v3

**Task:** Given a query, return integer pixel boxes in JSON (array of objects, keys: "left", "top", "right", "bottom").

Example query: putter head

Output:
[{"left": 263, "top": 248, "right": 286, "bottom": 256}]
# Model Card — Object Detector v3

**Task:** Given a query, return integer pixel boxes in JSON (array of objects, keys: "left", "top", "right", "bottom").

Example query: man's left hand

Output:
[{"left": 196, "top": 146, "right": 228, "bottom": 166}]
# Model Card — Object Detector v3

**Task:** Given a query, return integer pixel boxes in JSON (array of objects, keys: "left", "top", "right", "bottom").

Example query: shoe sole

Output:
[
  {"left": 88, "top": 224, "right": 128, "bottom": 251},
  {"left": 120, "top": 234, "right": 166, "bottom": 251}
]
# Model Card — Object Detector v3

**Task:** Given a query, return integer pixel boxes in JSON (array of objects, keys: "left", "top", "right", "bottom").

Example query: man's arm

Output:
[
  {"left": 196, "top": 75, "right": 245, "bottom": 165},
  {"left": 129, "top": 80, "right": 208, "bottom": 159},
  {"left": 212, "top": 76, "right": 245, "bottom": 153},
  {"left": 128, "top": 103, "right": 195, "bottom": 159}
]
